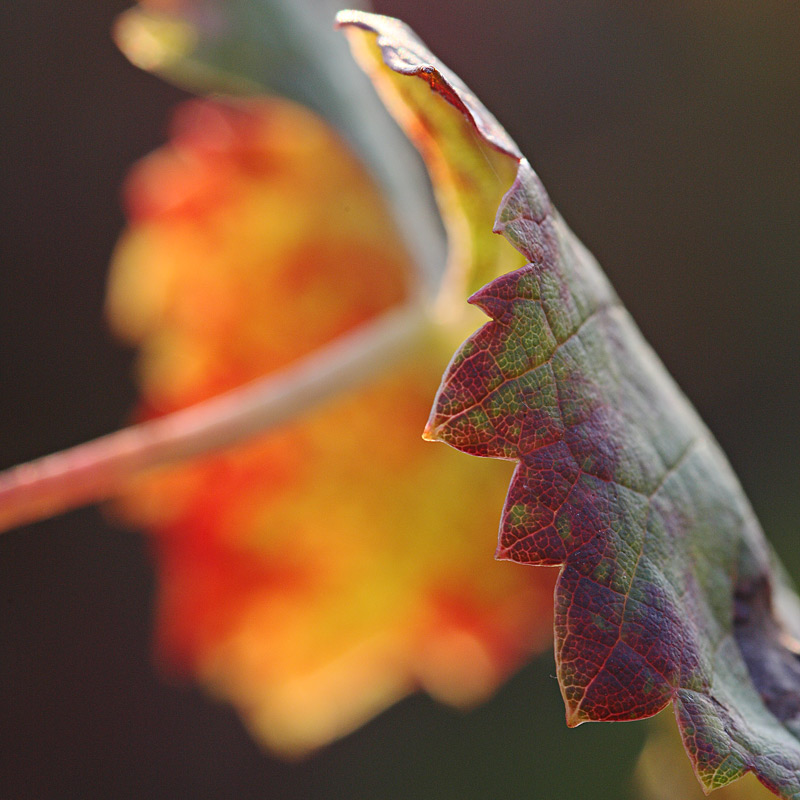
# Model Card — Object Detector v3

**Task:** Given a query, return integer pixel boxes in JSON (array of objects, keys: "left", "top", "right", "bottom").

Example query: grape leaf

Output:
[
  {"left": 108, "top": 96, "right": 555, "bottom": 755},
  {"left": 338, "top": 11, "right": 800, "bottom": 798}
]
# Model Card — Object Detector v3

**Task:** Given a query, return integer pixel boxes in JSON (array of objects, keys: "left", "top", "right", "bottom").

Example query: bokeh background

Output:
[{"left": 1, "top": 1, "right": 798, "bottom": 797}]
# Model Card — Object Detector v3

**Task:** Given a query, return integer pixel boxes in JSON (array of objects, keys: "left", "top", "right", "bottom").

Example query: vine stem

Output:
[{"left": 0, "top": 303, "right": 428, "bottom": 534}]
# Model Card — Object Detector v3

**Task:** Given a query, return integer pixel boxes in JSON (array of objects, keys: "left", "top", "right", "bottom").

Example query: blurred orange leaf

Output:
[{"left": 108, "top": 97, "right": 555, "bottom": 755}]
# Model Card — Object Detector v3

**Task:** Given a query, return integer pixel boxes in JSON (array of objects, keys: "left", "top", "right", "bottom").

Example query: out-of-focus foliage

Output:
[
  {"left": 114, "top": 0, "right": 445, "bottom": 288},
  {"left": 108, "top": 96, "right": 555, "bottom": 755}
]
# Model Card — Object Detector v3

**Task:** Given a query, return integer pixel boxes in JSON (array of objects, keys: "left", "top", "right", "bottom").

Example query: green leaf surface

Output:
[{"left": 338, "top": 11, "right": 800, "bottom": 798}]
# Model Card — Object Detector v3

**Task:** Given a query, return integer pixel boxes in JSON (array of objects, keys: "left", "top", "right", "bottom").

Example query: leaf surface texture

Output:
[{"left": 338, "top": 11, "right": 800, "bottom": 797}]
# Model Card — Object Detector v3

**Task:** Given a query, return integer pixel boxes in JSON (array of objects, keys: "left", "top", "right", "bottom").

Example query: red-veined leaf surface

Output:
[{"left": 338, "top": 11, "right": 800, "bottom": 797}]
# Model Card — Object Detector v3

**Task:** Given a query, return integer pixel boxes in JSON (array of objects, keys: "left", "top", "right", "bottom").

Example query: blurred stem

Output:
[{"left": 0, "top": 303, "right": 428, "bottom": 534}]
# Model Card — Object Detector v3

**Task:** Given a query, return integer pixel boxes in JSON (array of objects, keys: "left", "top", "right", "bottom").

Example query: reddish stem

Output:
[{"left": 0, "top": 304, "right": 426, "bottom": 533}]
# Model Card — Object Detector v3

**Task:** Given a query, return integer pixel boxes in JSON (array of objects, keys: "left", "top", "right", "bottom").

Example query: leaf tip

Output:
[
  {"left": 565, "top": 704, "right": 589, "bottom": 728},
  {"left": 493, "top": 541, "right": 513, "bottom": 562},
  {"left": 421, "top": 418, "right": 441, "bottom": 442},
  {"left": 465, "top": 283, "right": 504, "bottom": 321}
]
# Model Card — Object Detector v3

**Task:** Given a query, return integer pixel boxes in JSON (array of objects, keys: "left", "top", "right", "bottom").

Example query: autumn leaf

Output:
[
  {"left": 0, "top": 2, "right": 558, "bottom": 754},
  {"left": 5, "top": 4, "right": 795, "bottom": 790},
  {"left": 0, "top": 0, "right": 438, "bottom": 534},
  {"left": 107, "top": 95, "right": 555, "bottom": 756},
  {"left": 337, "top": 11, "right": 800, "bottom": 798}
]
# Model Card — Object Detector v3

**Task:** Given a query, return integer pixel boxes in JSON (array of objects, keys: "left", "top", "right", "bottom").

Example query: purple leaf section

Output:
[{"left": 337, "top": 11, "right": 800, "bottom": 798}]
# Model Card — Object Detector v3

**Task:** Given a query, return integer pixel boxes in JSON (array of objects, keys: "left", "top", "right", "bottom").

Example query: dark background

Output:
[{"left": 1, "top": 2, "right": 798, "bottom": 798}]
